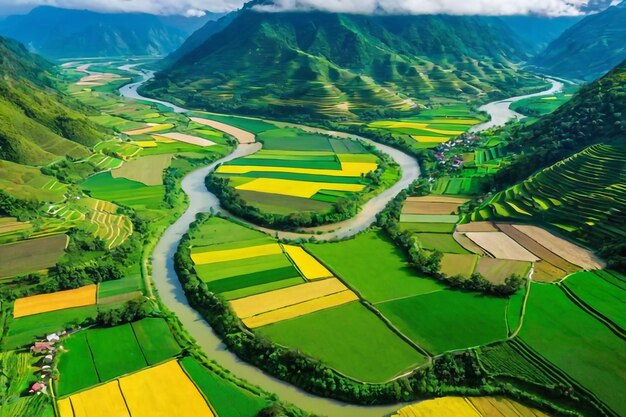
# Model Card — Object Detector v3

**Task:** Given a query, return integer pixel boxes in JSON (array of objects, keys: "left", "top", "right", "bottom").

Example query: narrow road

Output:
[{"left": 119, "top": 66, "right": 562, "bottom": 417}]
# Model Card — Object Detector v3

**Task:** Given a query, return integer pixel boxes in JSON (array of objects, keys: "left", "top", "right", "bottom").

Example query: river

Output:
[
  {"left": 119, "top": 67, "right": 560, "bottom": 417},
  {"left": 470, "top": 78, "right": 564, "bottom": 132}
]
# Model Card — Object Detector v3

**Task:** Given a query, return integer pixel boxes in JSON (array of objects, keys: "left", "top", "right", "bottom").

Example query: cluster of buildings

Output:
[{"left": 29, "top": 332, "right": 65, "bottom": 395}]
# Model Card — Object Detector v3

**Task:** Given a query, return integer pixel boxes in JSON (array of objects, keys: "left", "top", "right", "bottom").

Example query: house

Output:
[
  {"left": 31, "top": 342, "right": 52, "bottom": 354},
  {"left": 46, "top": 333, "right": 60, "bottom": 343},
  {"left": 29, "top": 382, "right": 47, "bottom": 394}
]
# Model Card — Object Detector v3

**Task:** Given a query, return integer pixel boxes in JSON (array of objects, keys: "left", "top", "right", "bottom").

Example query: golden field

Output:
[
  {"left": 13, "top": 284, "right": 97, "bottom": 318},
  {"left": 283, "top": 245, "right": 333, "bottom": 280},
  {"left": 392, "top": 396, "right": 550, "bottom": 417},
  {"left": 216, "top": 162, "right": 378, "bottom": 177},
  {"left": 58, "top": 361, "right": 214, "bottom": 417},
  {"left": 230, "top": 278, "right": 349, "bottom": 319},
  {"left": 235, "top": 178, "right": 364, "bottom": 199},
  {"left": 191, "top": 243, "right": 282, "bottom": 265},
  {"left": 119, "top": 361, "right": 214, "bottom": 417},
  {"left": 243, "top": 291, "right": 358, "bottom": 328}
]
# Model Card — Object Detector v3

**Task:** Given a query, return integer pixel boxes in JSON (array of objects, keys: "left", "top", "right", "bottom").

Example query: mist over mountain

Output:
[{"left": 0, "top": 6, "right": 220, "bottom": 59}]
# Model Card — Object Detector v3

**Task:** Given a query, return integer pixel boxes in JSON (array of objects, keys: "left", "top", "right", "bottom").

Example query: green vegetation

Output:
[
  {"left": 306, "top": 231, "right": 444, "bottom": 303},
  {"left": 0, "top": 350, "right": 54, "bottom": 416},
  {"left": 520, "top": 283, "right": 626, "bottom": 416},
  {"left": 256, "top": 302, "right": 426, "bottom": 382},
  {"left": 377, "top": 291, "right": 510, "bottom": 354},
  {"left": 0, "top": 36, "right": 105, "bottom": 166},
  {"left": 511, "top": 85, "right": 578, "bottom": 118},
  {"left": 56, "top": 318, "right": 181, "bottom": 395},
  {"left": 145, "top": 11, "right": 547, "bottom": 120},
  {"left": 181, "top": 357, "right": 269, "bottom": 417},
  {"left": 475, "top": 144, "right": 626, "bottom": 267},
  {"left": 81, "top": 172, "right": 165, "bottom": 210}
]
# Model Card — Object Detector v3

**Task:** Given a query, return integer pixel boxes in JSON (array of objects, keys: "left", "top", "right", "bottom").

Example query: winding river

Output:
[{"left": 118, "top": 68, "right": 560, "bottom": 417}]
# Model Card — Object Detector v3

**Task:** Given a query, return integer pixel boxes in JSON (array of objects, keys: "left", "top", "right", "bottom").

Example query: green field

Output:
[
  {"left": 399, "top": 214, "right": 459, "bottom": 223},
  {"left": 399, "top": 222, "right": 456, "bottom": 233},
  {"left": 562, "top": 271, "right": 626, "bottom": 331},
  {"left": 56, "top": 333, "right": 100, "bottom": 396},
  {"left": 189, "top": 217, "right": 268, "bottom": 247},
  {"left": 81, "top": 172, "right": 165, "bottom": 210},
  {"left": 190, "top": 112, "right": 277, "bottom": 134},
  {"left": 520, "top": 283, "right": 626, "bottom": 416},
  {"left": 56, "top": 318, "right": 181, "bottom": 395},
  {"left": 256, "top": 302, "right": 426, "bottom": 382},
  {"left": 2, "top": 304, "right": 115, "bottom": 350},
  {"left": 131, "top": 318, "right": 182, "bottom": 365},
  {"left": 377, "top": 290, "right": 510, "bottom": 354},
  {"left": 180, "top": 357, "right": 269, "bottom": 417},
  {"left": 0, "top": 160, "right": 68, "bottom": 202},
  {"left": 86, "top": 324, "right": 147, "bottom": 381},
  {"left": 511, "top": 86, "right": 577, "bottom": 117},
  {"left": 414, "top": 233, "right": 469, "bottom": 254},
  {"left": 306, "top": 231, "right": 444, "bottom": 303}
]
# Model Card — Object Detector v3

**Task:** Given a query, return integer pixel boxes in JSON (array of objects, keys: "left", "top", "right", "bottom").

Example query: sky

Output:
[{"left": 0, "top": 0, "right": 616, "bottom": 17}]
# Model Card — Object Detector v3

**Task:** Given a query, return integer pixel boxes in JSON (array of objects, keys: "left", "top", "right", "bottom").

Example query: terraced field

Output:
[{"left": 473, "top": 144, "right": 626, "bottom": 247}]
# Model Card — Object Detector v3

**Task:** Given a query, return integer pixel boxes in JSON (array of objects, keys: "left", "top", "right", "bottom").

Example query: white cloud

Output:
[
  {"left": 0, "top": 0, "right": 614, "bottom": 16},
  {"left": 254, "top": 0, "right": 601, "bottom": 16},
  {"left": 0, "top": 0, "right": 244, "bottom": 15}
]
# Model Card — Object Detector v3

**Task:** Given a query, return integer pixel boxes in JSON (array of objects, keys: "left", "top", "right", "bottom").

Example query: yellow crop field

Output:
[
  {"left": 134, "top": 141, "right": 158, "bottom": 148},
  {"left": 230, "top": 278, "right": 349, "bottom": 319},
  {"left": 191, "top": 243, "right": 282, "bottom": 265},
  {"left": 57, "top": 398, "right": 74, "bottom": 417},
  {"left": 392, "top": 397, "right": 550, "bottom": 417},
  {"left": 66, "top": 381, "right": 129, "bottom": 417},
  {"left": 13, "top": 284, "right": 97, "bottom": 318},
  {"left": 123, "top": 123, "right": 174, "bottom": 136},
  {"left": 412, "top": 135, "right": 450, "bottom": 143},
  {"left": 217, "top": 162, "right": 377, "bottom": 177},
  {"left": 283, "top": 245, "right": 333, "bottom": 280},
  {"left": 119, "top": 360, "right": 214, "bottom": 417},
  {"left": 235, "top": 178, "right": 364, "bottom": 198},
  {"left": 243, "top": 291, "right": 358, "bottom": 328},
  {"left": 369, "top": 121, "right": 464, "bottom": 136}
]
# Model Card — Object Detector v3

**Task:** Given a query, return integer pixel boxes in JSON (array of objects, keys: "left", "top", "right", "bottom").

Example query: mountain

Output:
[
  {"left": 499, "top": 16, "right": 581, "bottom": 54},
  {"left": 145, "top": 6, "right": 546, "bottom": 119},
  {"left": 0, "top": 36, "right": 105, "bottom": 165},
  {"left": 0, "top": 6, "right": 218, "bottom": 59},
  {"left": 495, "top": 59, "right": 626, "bottom": 186},
  {"left": 161, "top": 12, "right": 238, "bottom": 67},
  {"left": 532, "top": 1, "right": 626, "bottom": 81}
]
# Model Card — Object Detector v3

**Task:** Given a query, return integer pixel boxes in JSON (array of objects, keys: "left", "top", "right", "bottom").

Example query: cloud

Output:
[
  {"left": 0, "top": 0, "right": 244, "bottom": 15},
  {"left": 254, "top": 0, "right": 605, "bottom": 16}
]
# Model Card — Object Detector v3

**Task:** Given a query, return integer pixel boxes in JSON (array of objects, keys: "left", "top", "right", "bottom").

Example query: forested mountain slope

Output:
[
  {"left": 0, "top": 36, "right": 105, "bottom": 165},
  {"left": 533, "top": 1, "right": 626, "bottom": 80},
  {"left": 146, "top": 3, "right": 546, "bottom": 119}
]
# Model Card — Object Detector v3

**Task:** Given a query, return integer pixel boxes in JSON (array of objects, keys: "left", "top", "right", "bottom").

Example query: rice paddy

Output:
[
  {"left": 13, "top": 285, "right": 96, "bottom": 318},
  {"left": 56, "top": 318, "right": 181, "bottom": 396}
]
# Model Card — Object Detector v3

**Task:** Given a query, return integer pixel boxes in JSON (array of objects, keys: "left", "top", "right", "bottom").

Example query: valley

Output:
[{"left": 0, "top": 3, "right": 624, "bottom": 417}]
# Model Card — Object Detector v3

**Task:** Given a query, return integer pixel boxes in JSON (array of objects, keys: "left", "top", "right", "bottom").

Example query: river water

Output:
[{"left": 118, "top": 68, "right": 560, "bottom": 417}]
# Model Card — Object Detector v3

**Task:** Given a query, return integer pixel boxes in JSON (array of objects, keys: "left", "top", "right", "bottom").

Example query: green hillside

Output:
[
  {"left": 533, "top": 1, "right": 626, "bottom": 81},
  {"left": 145, "top": 7, "right": 546, "bottom": 119},
  {"left": 495, "top": 60, "right": 626, "bottom": 186},
  {"left": 0, "top": 36, "right": 105, "bottom": 165}
]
